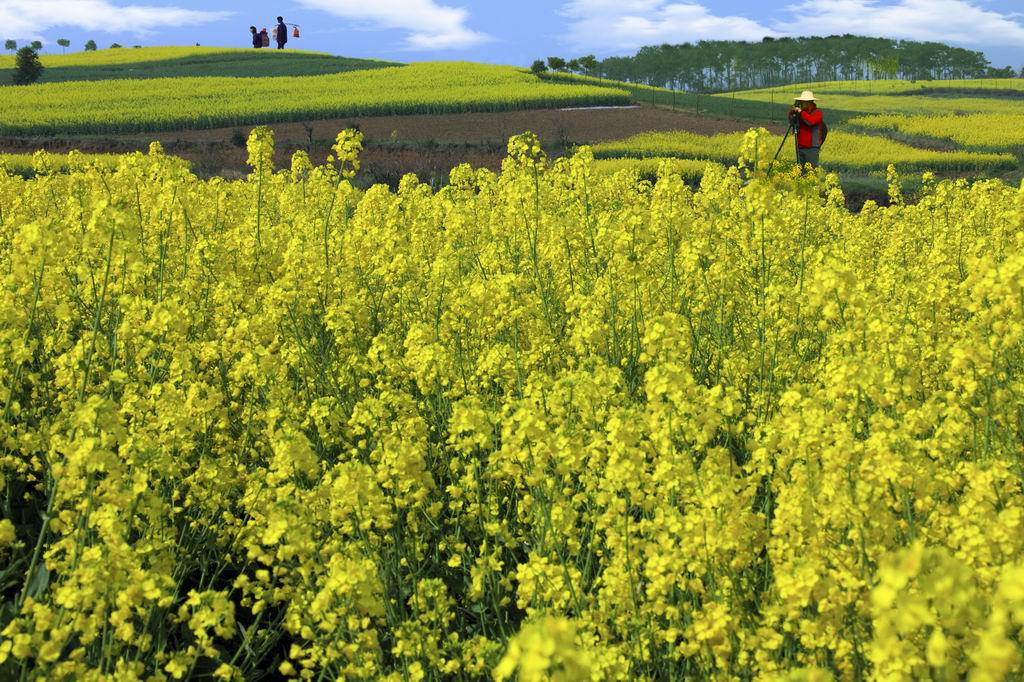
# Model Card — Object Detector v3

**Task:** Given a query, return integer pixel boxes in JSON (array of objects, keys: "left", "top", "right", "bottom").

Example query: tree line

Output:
[
  {"left": 534, "top": 35, "right": 1023, "bottom": 93},
  {"left": 4, "top": 40, "right": 145, "bottom": 85},
  {"left": 5, "top": 39, "right": 135, "bottom": 55}
]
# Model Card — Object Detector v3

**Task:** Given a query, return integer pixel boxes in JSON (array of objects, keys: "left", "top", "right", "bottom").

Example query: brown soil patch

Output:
[
  {"left": 0, "top": 105, "right": 787, "bottom": 184},
  {"left": 129, "top": 106, "right": 780, "bottom": 147}
]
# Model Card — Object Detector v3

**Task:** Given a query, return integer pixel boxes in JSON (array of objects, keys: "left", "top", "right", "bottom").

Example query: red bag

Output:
[{"left": 292, "top": 26, "right": 300, "bottom": 38}]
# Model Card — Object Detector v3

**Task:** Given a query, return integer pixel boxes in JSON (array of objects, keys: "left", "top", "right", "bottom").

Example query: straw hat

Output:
[{"left": 794, "top": 90, "right": 816, "bottom": 102}]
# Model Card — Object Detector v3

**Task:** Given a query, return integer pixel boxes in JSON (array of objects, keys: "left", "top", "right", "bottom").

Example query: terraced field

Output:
[
  {"left": 1, "top": 48, "right": 1019, "bottom": 189},
  {"left": 0, "top": 62, "right": 630, "bottom": 136},
  {"left": 737, "top": 77, "right": 1024, "bottom": 96},
  {"left": 848, "top": 113, "right": 1024, "bottom": 151},
  {"left": 591, "top": 129, "right": 1017, "bottom": 173},
  {"left": 721, "top": 79, "right": 1024, "bottom": 118}
]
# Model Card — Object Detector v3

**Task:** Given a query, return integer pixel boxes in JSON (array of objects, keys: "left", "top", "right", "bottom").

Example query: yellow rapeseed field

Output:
[
  {"left": 850, "top": 113, "right": 1024, "bottom": 150},
  {"left": 1, "top": 131, "right": 1024, "bottom": 681},
  {"left": 0, "top": 63, "right": 630, "bottom": 136},
  {"left": 591, "top": 129, "right": 1017, "bottom": 172}
]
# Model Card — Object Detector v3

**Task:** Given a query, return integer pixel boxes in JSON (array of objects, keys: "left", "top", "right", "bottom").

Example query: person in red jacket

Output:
[{"left": 789, "top": 90, "right": 825, "bottom": 169}]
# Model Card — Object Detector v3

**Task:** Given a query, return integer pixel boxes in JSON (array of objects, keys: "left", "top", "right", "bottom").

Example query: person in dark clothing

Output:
[
  {"left": 250, "top": 26, "right": 261, "bottom": 48},
  {"left": 275, "top": 16, "right": 288, "bottom": 50},
  {"left": 788, "top": 90, "right": 825, "bottom": 169}
]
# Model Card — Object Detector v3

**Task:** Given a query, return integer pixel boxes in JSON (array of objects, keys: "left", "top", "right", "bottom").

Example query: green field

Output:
[
  {"left": 736, "top": 77, "right": 1024, "bottom": 96},
  {"left": 0, "top": 47, "right": 395, "bottom": 84},
  {"left": 721, "top": 80, "right": 1024, "bottom": 120},
  {"left": 0, "top": 61, "right": 630, "bottom": 136},
  {"left": 540, "top": 71, "right": 784, "bottom": 120},
  {"left": 544, "top": 72, "right": 1024, "bottom": 124}
]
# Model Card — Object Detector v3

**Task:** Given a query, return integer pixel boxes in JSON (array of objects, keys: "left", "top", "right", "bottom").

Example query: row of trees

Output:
[
  {"left": 6, "top": 40, "right": 42, "bottom": 53},
  {"left": 536, "top": 35, "right": 1022, "bottom": 92},
  {"left": 4, "top": 39, "right": 134, "bottom": 55},
  {"left": 531, "top": 55, "right": 600, "bottom": 77}
]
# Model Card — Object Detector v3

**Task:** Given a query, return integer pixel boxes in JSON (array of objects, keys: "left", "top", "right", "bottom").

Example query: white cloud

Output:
[
  {"left": 0, "top": 0, "right": 232, "bottom": 39},
  {"left": 560, "top": 0, "right": 1024, "bottom": 53},
  {"left": 780, "top": 0, "right": 1024, "bottom": 46},
  {"left": 294, "top": 0, "right": 490, "bottom": 50},
  {"left": 561, "top": 1, "right": 776, "bottom": 53}
]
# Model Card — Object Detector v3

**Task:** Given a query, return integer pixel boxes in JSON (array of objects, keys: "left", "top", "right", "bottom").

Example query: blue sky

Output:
[{"left": 3, "top": 0, "right": 1023, "bottom": 69}]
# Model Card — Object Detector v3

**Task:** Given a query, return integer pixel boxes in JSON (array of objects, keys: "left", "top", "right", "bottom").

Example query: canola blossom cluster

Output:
[{"left": 1, "top": 129, "right": 1024, "bottom": 680}]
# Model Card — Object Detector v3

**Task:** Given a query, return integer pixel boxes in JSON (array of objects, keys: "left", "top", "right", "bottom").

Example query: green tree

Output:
[
  {"left": 591, "top": 35, "right": 991, "bottom": 93},
  {"left": 12, "top": 46, "right": 44, "bottom": 85},
  {"left": 869, "top": 55, "right": 899, "bottom": 80},
  {"left": 4, "top": 40, "right": 16, "bottom": 54},
  {"left": 530, "top": 59, "right": 548, "bottom": 76},
  {"left": 85, "top": 40, "right": 97, "bottom": 51},
  {"left": 578, "top": 54, "right": 599, "bottom": 77},
  {"left": 110, "top": 43, "right": 122, "bottom": 49},
  {"left": 30, "top": 40, "right": 42, "bottom": 51},
  {"left": 547, "top": 56, "right": 567, "bottom": 72},
  {"left": 566, "top": 58, "right": 581, "bottom": 73},
  {"left": 56, "top": 38, "right": 70, "bottom": 54}
]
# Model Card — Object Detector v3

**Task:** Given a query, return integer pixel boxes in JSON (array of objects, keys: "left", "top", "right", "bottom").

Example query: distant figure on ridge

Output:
[
  {"left": 275, "top": 16, "right": 288, "bottom": 50},
  {"left": 789, "top": 91, "right": 827, "bottom": 170},
  {"left": 259, "top": 28, "right": 270, "bottom": 48},
  {"left": 250, "top": 26, "right": 261, "bottom": 48}
]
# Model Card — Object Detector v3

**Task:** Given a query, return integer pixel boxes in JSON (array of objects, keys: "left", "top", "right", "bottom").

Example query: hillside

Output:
[
  {"left": 0, "top": 61, "right": 630, "bottom": 136},
  {"left": 0, "top": 46, "right": 1018, "bottom": 192},
  {"left": 0, "top": 46, "right": 396, "bottom": 84}
]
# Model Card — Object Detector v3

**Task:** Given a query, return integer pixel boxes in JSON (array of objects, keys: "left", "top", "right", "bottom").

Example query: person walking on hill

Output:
[
  {"left": 250, "top": 26, "right": 261, "bottom": 48},
  {"left": 789, "top": 91, "right": 827, "bottom": 169},
  {"left": 275, "top": 16, "right": 288, "bottom": 50}
]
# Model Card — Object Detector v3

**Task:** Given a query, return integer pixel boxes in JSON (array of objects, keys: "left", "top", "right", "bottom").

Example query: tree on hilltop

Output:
[
  {"left": 57, "top": 38, "right": 70, "bottom": 54},
  {"left": 30, "top": 40, "right": 42, "bottom": 51},
  {"left": 4, "top": 40, "right": 15, "bottom": 54},
  {"left": 530, "top": 60, "right": 548, "bottom": 76},
  {"left": 85, "top": 40, "right": 97, "bottom": 51}
]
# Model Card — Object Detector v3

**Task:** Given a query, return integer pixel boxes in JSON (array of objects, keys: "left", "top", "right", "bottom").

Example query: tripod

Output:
[{"left": 766, "top": 118, "right": 798, "bottom": 178}]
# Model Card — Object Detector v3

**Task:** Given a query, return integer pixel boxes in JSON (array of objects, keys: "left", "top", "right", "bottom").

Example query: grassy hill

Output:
[
  {"left": 0, "top": 61, "right": 630, "bottom": 136},
  {"left": 0, "top": 46, "right": 397, "bottom": 84}
]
